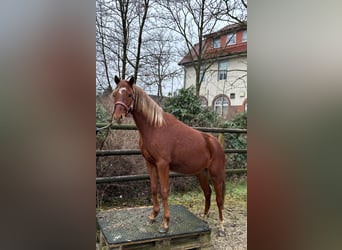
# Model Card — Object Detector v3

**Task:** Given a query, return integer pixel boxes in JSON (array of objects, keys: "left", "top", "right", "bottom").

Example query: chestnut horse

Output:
[{"left": 112, "top": 76, "right": 226, "bottom": 235}]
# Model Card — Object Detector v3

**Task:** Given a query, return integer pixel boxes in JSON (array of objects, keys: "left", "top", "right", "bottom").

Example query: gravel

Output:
[{"left": 186, "top": 204, "right": 247, "bottom": 250}]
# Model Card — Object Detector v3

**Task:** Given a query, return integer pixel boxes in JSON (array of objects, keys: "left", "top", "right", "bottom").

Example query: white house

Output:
[{"left": 179, "top": 23, "right": 247, "bottom": 120}]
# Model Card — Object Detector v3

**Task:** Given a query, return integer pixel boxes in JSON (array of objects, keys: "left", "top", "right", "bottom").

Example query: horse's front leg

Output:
[
  {"left": 146, "top": 161, "right": 160, "bottom": 222},
  {"left": 157, "top": 163, "right": 170, "bottom": 233}
]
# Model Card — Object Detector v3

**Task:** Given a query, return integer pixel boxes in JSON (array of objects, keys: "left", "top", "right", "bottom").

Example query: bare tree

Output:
[
  {"left": 96, "top": 0, "right": 151, "bottom": 92},
  {"left": 96, "top": 0, "right": 114, "bottom": 92},
  {"left": 140, "top": 31, "right": 181, "bottom": 101},
  {"left": 97, "top": 0, "right": 245, "bottom": 96},
  {"left": 97, "top": 0, "right": 183, "bottom": 96},
  {"left": 220, "top": 0, "right": 247, "bottom": 23},
  {"left": 109, "top": 0, "right": 151, "bottom": 81},
  {"left": 158, "top": 0, "right": 225, "bottom": 96},
  {"left": 116, "top": 0, "right": 130, "bottom": 79},
  {"left": 158, "top": 0, "right": 247, "bottom": 97},
  {"left": 133, "top": 0, "right": 150, "bottom": 80}
]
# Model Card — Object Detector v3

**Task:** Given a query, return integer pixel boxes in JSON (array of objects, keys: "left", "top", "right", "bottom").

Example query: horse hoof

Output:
[
  {"left": 217, "top": 229, "right": 226, "bottom": 237},
  {"left": 148, "top": 216, "right": 156, "bottom": 224},
  {"left": 158, "top": 226, "right": 169, "bottom": 234}
]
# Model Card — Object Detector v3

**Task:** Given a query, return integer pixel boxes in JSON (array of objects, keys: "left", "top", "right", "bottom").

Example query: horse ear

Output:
[
  {"left": 114, "top": 75, "right": 120, "bottom": 85},
  {"left": 128, "top": 76, "right": 135, "bottom": 86}
]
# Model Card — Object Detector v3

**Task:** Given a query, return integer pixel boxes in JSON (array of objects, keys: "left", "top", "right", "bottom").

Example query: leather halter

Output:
[
  {"left": 114, "top": 89, "right": 135, "bottom": 115},
  {"left": 114, "top": 101, "right": 132, "bottom": 115}
]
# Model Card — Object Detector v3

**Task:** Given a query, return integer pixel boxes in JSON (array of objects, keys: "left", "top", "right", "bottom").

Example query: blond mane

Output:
[{"left": 133, "top": 85, "right": 165, "bottom": 127}]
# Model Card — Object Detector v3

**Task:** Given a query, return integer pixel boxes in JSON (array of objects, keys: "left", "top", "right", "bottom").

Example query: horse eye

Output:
[{"left": 128, "top": 94, "right": 132, "bottom": 98}]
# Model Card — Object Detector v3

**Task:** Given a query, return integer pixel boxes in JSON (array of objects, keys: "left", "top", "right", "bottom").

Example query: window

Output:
[
  {"left": 227, "top": 33, "right": 236, "bottom": 45},
  {"left": 213, "top": 37, "right": 220, "bottom": 48},
  {"left": 214, "top": 96, "right": 229, "bottom": 118},
  {"left": 230, "top": 93, "right": 235, "bottom": 99},
  {"left": 199, "top": 96, "right": 208, "bottom": 107},
  {"left": 242, "top": 30, "right": 247, "bottom": 42},
  {"left": 218, "top": 61, "right": 228, "bottom": 80}
]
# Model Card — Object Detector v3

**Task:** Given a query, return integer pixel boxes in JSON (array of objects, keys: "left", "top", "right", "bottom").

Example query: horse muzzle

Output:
[{"left": 113, "top": 101, "right": 132, "bottom": 122}]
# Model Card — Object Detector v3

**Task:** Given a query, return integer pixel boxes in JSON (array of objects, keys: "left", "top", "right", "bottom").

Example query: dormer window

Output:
[
  {"left": 213, "top": 37, "right": 220, "bottom": 48},
  {"left": 227, "top": 33, "right": 236, "bottom": 45}
]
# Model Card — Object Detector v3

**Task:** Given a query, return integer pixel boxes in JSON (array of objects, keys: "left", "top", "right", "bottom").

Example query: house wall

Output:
[{"left": 184, "top": 55, "right": 247, "bottom": 120}]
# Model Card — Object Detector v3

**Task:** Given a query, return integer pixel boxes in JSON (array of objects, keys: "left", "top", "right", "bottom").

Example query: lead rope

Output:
[
  {"left": 96, "top": 106, "right": 114, "bottom": 134},
  {"left": 97, "top": 87, "right": 135, "bottom": 134}
]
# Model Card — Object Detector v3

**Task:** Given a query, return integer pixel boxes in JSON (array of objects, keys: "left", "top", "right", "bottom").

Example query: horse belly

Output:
[{"left": 169, "top": 141, "right": 211, "bottom": 175}]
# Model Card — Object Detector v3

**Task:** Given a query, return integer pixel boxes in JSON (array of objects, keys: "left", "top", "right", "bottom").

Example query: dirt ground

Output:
[
  {"left": 188, "top": 204, "right": 247, "bottom": 250},
  {"left": 168, "top": 177, "right": 247, "bottom": 250}
]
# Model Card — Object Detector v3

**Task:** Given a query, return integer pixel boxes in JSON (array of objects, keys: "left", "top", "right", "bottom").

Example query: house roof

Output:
[
  {"left": 178, "top": 22, "right": 247, "bottom": 66},
  {"left": 204, "top": 22, "right": 247, "bottom": 38}
]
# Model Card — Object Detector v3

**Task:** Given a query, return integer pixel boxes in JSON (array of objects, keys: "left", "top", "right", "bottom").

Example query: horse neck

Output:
[
  {"left": 132, "top": 109, "right": 155, "bottom": 135},
  {"left": 131, "top": 87, "right": 165, "bottom": 133}
]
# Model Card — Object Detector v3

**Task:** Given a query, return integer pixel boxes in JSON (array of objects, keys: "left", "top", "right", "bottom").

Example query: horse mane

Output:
[{"left": 133, "top": 85, "right": 165, "bottom": 127}]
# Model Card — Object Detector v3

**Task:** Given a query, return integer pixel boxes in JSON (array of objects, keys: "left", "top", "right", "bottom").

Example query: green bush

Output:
[
  {"left": 96, "top": 103, "right": 111, "bottom": 148},
  {"left": 96, "top": 103, "right": 110, "bottom": 123},
  {"left": 164, "top": 86, "right": 220, "bottom": 127},
  {"left": 224, "top": 111, "right": 247, "bottom": 129},
  {"left": 224, "top": 112, "right": 247, "bottom": 169}
]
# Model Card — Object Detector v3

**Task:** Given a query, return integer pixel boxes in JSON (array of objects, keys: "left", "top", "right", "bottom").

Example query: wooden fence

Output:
[{"left": 96, "top": 123, "right": 247, "bottom": 184}]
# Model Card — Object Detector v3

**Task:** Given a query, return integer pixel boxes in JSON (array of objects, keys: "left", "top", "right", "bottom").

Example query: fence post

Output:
[{"left": 218, "top": 133, "right": 225, "bottom": 148}]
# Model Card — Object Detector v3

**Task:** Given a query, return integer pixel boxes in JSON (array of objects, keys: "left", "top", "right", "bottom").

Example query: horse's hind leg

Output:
[
  {"left": 212, "top": 177, "right": 225, "bottom": 233},
  {"left": 209, "top": 164, "right": 226, "bottom": 235},
  {"left": 196, "top": 169, "right": 212, "bottom": 219}
]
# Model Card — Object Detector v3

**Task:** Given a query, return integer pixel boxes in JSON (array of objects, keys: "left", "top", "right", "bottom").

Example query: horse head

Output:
[{"left": 112, "top": 75, "right": 135, "bottom": 123}]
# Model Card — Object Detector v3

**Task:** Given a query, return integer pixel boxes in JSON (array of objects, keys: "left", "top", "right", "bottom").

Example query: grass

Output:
[
  {"left": 168, "top": 176, "right": 247, "bottom": 212},
  {"left": 97, "top": 175, "right": 247, "bottom": 212},
  {"left": 225, "top": 176, "right": 247, "bottom": 207}
]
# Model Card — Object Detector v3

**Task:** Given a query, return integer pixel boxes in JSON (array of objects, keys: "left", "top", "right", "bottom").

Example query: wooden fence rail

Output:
[
  {"left": 96, "top": 169, "right": 247, "bottom": 184},
  {"left": 96, "top": 123, "right": 247, "bottom": 134},
  {"left": 96, "top": 123, "right": 247, "bottom": 184},
  {"left": 96, "top": 149, "right": 247, "bottom": 157}
]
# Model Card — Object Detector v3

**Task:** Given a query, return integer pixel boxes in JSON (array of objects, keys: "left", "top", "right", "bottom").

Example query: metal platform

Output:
[{"left": 96, "top": 205, "right": 211, "bottom": 250}]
